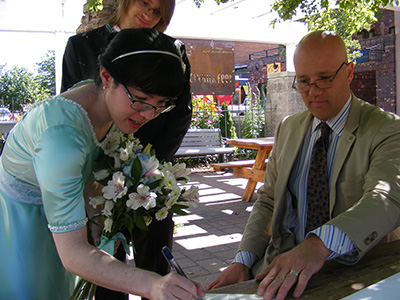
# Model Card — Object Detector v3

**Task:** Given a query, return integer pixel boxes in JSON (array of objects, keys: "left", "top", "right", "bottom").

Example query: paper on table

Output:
[
  {"left": 341, "top": 271, "right": 400, "bottom": 300},
  {"left": 204, "top": 294, "right": 262, "bottom": 300}
]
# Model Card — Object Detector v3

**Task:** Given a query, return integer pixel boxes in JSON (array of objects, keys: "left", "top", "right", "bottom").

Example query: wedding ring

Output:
[{"left": 289, "top": 269, "right": 299, "bottom": 276}]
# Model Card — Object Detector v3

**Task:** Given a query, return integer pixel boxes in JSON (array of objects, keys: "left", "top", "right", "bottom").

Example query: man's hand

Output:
[
  {"left": 255, "top": 235, "right": 331, "bottom": 300},
  {"left": 206, "top": 263, "right": 250, "bottom": 290}
]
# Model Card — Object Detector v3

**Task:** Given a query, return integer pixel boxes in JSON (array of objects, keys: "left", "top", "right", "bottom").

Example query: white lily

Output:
[
  {"left": 182, "top": 185, "right": 200, "bottom": 203},
  {"left": 141, "top": 155, "right": 160, "bottom": 177},
  {"left": 102, "top": 200, "right": 115, "bottom": 216},
  {"left": 103, "top": 132, "right": 120, "bottom": 155},
  {"left": 93, "top": 169, "right": 110, "bottom": 181},
  {"left": 102, "top": 171, "right": 127, "bottom": 202},
  {"left": 89, "top": 195, "right": 106, "bottom": 208},
  {"left": 126, "top": 184, "right": 157, "bottom": 210},
  {"left": 104, "top": 218, "right": 113, "bottom": 233}
]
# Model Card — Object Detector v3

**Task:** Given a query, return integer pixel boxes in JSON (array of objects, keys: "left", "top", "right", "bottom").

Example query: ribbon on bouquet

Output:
[{"left": 97, "top": 232, "right": 129, "bottom": 256}]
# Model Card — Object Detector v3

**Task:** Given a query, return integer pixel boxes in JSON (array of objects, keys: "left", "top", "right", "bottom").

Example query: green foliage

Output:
[
  {"left": 36, "top": 50, "right": 56, "bottom": 96},
  {"left": 86, "top": 0, "right": 103, "bottom": 11},
  {"left": 0, "top": 50, "right": 55, "bottom": 111},
  {"left": 305, "top": 7, "right": 378, "bottom": 61},
  {"left": 191, "top": 95, "right": 219, "bottom": 129},
  {"left": 85, "top": 0, "right": 231, "bottom": 11},
  {"left": 0, "top": 66, "right": 49, "bottom": 111},
  {"left": 241, "top": 87, "right": 265, "bottom": 139},
  {"left": 193, "top": 0, "right": 231, "bottom": 7},
  {"left": 219, "top": 103, "right": 237, "bottom": 139},
  {"left": 271, "top": 0, "right": 398, "bottom": 58}
]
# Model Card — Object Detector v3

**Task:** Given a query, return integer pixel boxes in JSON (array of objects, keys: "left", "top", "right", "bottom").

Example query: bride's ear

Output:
[{"left": 99, "top": 66, "right": 114, "bottom": 89}]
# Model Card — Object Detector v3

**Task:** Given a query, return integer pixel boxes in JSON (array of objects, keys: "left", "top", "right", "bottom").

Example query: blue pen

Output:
[{"left": 162, "top": 246, "right": 187, "bottom": 278}]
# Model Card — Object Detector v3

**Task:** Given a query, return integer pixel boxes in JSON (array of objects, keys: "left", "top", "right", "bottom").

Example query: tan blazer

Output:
[{"left": 238, "top": 95, "right": 400, "bottom": 275}]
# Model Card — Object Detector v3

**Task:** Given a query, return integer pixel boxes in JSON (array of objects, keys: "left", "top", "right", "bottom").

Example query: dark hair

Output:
[{"left": 96, "top": 28, "right": 184, "bottom": 99}]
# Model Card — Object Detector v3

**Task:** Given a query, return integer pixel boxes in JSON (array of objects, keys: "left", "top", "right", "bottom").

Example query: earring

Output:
[{"left": 103, "top": 85, "right": 106, "bottom": 90}]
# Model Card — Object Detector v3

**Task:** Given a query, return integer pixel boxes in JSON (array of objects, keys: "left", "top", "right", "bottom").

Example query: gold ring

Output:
[{"left": 289, "top": 269, "right": 299, "bottom": 276}]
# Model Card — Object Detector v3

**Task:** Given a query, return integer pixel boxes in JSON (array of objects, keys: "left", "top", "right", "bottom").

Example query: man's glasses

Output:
[
  {"left": 137, "top": 0, "right": 161, "bottom": 18},
  {"left": 292, "top": 62, "right": 349, "bottom": 93},
  {"left": 122, "top": 84, "right": 176, "bottom": 114}
]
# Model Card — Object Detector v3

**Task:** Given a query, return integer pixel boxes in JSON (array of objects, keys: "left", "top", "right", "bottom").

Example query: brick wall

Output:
[
  {"left": 180, "top": 38, "right": 280, "bottom": 66},
  {"left": 353, "top": 9, "right": 397, "bottom": 113},
  {"left": 180, "top": 38, "right": 282, "bottom": 93}
]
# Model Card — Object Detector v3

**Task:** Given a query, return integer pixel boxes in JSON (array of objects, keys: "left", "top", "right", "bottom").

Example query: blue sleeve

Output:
[{"left": 32, "top": 125, "right": 88, "bottom": 233}]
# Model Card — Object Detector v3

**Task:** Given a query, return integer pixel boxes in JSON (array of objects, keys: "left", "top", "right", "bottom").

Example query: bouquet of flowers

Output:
[{"left": 69, "top": 131, "right": 199, "bottom": 300}]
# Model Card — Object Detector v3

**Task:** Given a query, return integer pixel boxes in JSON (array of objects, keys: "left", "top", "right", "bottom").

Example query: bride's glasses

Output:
[{"left": 122, "top": 84, "right": 176, "bottom": 114}]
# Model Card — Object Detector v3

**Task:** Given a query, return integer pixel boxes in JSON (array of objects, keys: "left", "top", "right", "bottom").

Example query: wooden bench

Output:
[
  {"left": 212, "top": 159, "right": 257, "bottom": 171},
  {"left": 211, "top": 159, "right": 268, "bottom": 183},
  {"left": 175, "top": 128, "right": 235, "bottom": 162},
  {"left": 211, "top": 158, "right": 268, "bottom": 171},
  {"left": 0, "top": 121, "right": 17, "bottom": 134}
]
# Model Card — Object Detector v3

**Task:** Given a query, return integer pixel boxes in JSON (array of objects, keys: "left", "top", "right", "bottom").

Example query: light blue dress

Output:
[{"left": 0, "top": 96, "right": 106, "bottom": 300}]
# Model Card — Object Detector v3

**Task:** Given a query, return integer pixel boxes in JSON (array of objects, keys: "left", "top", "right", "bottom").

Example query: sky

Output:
[
  {"left": 0, "top": 0, "right": 86, "bottom": 72},
  {"left": 0, "top": 0, "right": 307, "bottom": 91},
  {"left": 165, "top": 0, "right": 306, "bottom": 45}
]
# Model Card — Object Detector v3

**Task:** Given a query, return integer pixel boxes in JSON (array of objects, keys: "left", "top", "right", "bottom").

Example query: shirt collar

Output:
[{"left": 311, "top": 94, "right": 352, "bottom": 135}]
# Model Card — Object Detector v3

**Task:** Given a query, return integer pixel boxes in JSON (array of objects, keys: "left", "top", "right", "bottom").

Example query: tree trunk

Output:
[{"left": 76, "top": 0, "right": 117, "bottom": 34}]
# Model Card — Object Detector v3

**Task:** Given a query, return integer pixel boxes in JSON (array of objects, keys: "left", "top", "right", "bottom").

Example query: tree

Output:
[
  {"left": 36, "top": 50, "right": 56, "bottom": 96},
  {"left": 271, "top": 0, "right": 398, "bottom": 57},
  {"left": 0, "top": 66, "right": 49, "bottom": 111},
  {"left": 85, "top": 0, "right": 230, "bottom": 11},
  {"left": 219, "top": 102, "right": 237, "bottom": 139},
  {"left": 83, "top": 0, "right": 395, "bottom": 57}
]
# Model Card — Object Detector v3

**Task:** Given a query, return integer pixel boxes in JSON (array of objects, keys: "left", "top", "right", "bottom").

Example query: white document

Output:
[
  {"left": 204, "top": 294, "right": 262, "bottom": 300},
  {"left": 341, "top": 272, "right": 400, "bottom": 300},
  {"left": 204, "top": 272, "right": 400, "bottom": 300}
]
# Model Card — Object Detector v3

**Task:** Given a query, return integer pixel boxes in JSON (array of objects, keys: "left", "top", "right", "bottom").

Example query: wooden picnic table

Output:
[
  {"left": 210, "top": 239, "right": 400, "bottom": 299},
  {"left": 225, "top": 137, "right": 274, "bottom": 202}
]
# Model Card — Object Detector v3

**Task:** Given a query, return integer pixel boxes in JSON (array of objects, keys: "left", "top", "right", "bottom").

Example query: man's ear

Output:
[
  {"left": 346, "top": 61, "right": 354, "bottom": 84},
  {"left": 99, "top": 66, "right": 113, "bottom": 88}
]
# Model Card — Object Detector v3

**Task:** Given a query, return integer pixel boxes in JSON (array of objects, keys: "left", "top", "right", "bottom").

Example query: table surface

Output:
[
  {"left": 210, "top": 240, "right": 400, "bottom": 299},
  {"left": 226, "top": 137, "right": 275, "bottom": 149}
]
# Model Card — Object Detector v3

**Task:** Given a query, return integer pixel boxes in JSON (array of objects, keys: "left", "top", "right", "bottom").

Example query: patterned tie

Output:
[{"left": 306, "top": 122, "right": 332, "bottom": 232}]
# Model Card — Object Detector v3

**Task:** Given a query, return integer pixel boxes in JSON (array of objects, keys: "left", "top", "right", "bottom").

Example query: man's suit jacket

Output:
[
  {"left": 61, "top": 25, "right": 192, "bottom": 162},
  {"left": 238, "top": 95, "right": 400, "bottom": 275}
]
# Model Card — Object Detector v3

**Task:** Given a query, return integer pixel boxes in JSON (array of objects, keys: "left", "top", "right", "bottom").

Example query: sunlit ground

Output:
[{"left": 128, "top": 170, "right": 261, "bottom": 299}]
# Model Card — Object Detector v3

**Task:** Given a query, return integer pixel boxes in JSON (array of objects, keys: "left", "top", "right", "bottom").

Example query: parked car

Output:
[{"left": 0, "top": 107, "right": 11, "bottom": 121}]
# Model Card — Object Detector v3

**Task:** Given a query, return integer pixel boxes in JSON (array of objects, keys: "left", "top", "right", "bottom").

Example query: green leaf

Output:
[
  {"left": 86, "top": 0, "right": 103, "bottom": 11},
  {"left": 131, "top": 157, "right": 143, "bottom": 182},
  {"left": 133, "top": 211, "right": 149, "bottom": 231},
  {"left": 169, "top": 205, "right": 189, "bottom": 215},
  {"left": 146, "top": 178, "right": 163, "bottom": 190}
]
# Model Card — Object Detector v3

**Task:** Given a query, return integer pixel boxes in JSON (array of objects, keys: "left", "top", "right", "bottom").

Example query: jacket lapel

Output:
[
  {"left": 329, "top": 95, "right": 360, "bottom": 212},
  {"left": 275, "top": 112, "right": 313, "bottom": 207}
]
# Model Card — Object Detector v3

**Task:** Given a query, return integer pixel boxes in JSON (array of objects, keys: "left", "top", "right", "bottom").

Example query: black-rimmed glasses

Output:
[
  {"left": 292, "top": 62, "right": 349, "bottom": 92},
  {"left": 121, "top": 84, "right": 176, "bottom": 114},
  {"left": 137, "top": 0, "right": 161, "bottom": 18}
]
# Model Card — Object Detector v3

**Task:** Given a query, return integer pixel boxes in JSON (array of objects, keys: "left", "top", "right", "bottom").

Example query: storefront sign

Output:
[{"left": 187, "top": 43, "right": 235, "bottom": 95}]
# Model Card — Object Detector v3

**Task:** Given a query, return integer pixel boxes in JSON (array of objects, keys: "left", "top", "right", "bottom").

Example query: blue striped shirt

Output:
[{"left": 234, "top": 97, "right": 357, "bottom": 268}]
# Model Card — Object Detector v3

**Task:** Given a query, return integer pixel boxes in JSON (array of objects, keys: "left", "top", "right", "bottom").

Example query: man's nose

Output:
[{"left": 308, "top": 83, "right": 323, "bottom": 96}]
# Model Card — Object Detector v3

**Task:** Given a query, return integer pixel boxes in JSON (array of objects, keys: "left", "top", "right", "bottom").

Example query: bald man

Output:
[{"left": 207, "top": 31, "right": 400, "bottom": 299}]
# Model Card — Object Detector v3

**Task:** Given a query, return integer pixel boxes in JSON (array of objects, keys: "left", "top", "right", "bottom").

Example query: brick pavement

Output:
[
  {"left": 171, "top": 169, "right": 262, "bottom": 287},
  {"left": 129, "top": 169, "right": 262, "bottom": 299}
]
